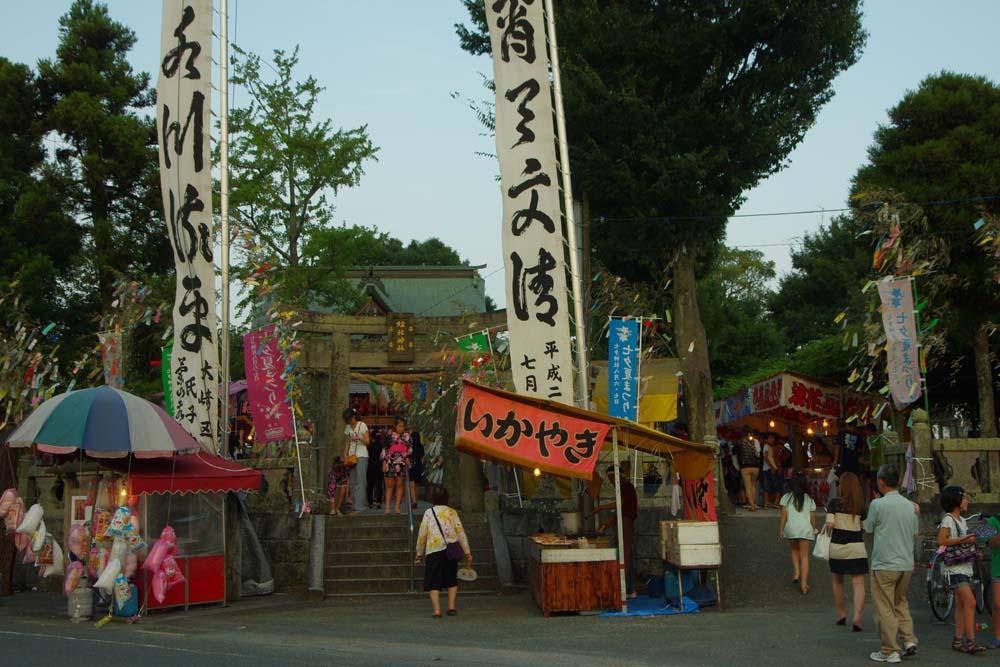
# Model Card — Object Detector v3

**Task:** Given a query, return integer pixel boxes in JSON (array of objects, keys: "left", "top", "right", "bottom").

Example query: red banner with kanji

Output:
[
  {"left": 244, "top": 325, "right": 293, "bottom": 443},
  {"left": 682, "top": 474, "right": 717, "bottom": 521},
  {"left": 455, "top": 383, "right": 611, "bottom": 479}
]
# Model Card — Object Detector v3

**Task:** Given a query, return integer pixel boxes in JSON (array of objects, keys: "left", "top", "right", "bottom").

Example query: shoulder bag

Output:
[
  {"left": 942, "top": 516, "right": 978, "bottom": 566},
  {"left": 431, "top": 508, "right": 464, "bottom": 561}
]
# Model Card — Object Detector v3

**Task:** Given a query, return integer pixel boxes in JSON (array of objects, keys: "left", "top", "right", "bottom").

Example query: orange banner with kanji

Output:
[{"left": 455, "top": 383, "right": 611, "bottom": 479}]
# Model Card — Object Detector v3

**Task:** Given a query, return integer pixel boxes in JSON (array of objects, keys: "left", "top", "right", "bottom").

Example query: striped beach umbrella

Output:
[{"left": 4, "top": 386, "right": 207, "bottom": 458}]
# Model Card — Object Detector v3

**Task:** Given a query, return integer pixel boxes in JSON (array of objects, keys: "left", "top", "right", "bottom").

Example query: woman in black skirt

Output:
[
  {"left": 824, "top": 471, "right": 868, "bottom": 631},
  {"left": 414, "top": 485, "right": 472, "bottom": 617}
]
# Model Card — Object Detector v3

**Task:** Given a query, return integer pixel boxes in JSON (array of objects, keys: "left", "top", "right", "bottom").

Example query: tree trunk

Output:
[
  {"left": 973, "top": 325, "right": 997, "bottom": 437},
  {"left": 673, "top": 248, "right": 715, "bottom": 445}
]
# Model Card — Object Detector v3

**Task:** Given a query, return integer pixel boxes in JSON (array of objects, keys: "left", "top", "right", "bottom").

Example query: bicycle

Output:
[{"left": 926, "top": 512, "right": 994, "bottom": 622}]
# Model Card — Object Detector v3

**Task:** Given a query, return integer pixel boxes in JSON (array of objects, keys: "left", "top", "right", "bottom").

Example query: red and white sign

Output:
[{"left": 454, "top": 382, "right": 611, "bottom": 479}]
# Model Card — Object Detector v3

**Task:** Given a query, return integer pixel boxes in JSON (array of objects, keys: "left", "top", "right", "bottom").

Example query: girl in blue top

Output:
[{"left": 780, "top": 472, "right": 817, "bottom": 594}]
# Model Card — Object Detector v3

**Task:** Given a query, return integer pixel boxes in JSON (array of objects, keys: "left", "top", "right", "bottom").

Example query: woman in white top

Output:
[
  {"left": 415, "top": 485, "right": 472, "bottom": 617},
  {"left": 342, "top": 408, "right": 370, "bottom": 514},
  {"left": 938, "top": 485, "right": 986, "bottom": 654}
]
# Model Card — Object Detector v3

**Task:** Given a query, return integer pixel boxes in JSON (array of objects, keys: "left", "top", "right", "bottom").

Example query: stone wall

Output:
[{"left": 242, "top": 457, "right": 314, "bottom": 594}]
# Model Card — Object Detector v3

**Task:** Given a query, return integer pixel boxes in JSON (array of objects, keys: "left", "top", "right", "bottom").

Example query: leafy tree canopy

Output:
[{"left": 769, "top": 215, "right": 872, "bottom": 350}]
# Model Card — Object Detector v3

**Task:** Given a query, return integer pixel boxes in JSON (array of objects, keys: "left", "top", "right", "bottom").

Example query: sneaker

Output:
[
  {"left": 870, "top": 651, "right": 901, "bottom": 664},
  {"left": 987, "top": 638, "right": 1000, "bottom": 649},
  {"left": 901, "top": 643, "right": 917, "bottom": 658}
]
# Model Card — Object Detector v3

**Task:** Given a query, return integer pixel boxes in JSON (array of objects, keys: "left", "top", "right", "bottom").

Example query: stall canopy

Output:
[
  {"left": 105, "top": 452, "right": 262, "bottom": 495},
  {"left": 714, "top": 370, "right": 878, "bottom": 428},
  {"left": 590, "top": 358, "right": 679, "bottom": 424},
  {"left": 454, "top": 381, "right": 714, "bottom": 481}
]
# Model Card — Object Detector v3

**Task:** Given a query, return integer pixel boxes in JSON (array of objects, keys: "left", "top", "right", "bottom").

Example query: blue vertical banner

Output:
[{"left": 608, "top": 318, "right": 639, "bottom": 421}]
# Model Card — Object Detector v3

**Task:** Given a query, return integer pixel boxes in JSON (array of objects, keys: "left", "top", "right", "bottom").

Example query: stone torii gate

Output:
[{"left": 294, "top": 309, "right": 507, "bottom": 511}]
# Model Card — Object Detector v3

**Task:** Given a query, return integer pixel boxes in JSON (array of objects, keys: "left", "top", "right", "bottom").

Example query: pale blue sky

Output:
[{"left": 3, "top": 1, "right": 1000, "bottom": 307}]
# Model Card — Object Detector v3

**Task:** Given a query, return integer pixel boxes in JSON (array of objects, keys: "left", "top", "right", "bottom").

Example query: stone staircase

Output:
[{"left": 324, "top": 512, "right": 501, "bottom": 596}]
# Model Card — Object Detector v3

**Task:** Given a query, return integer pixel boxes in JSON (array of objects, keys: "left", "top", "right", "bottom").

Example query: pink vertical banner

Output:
[
  {"left": 877, "top": 277, "right": 923, "bottom": 410},
  {"left": 244, "top": 326, "right": 294, "bottom": 443}
]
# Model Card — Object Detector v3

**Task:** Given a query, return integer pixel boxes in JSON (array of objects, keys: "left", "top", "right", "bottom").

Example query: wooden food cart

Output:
[
  {"left": 454, "top": 382, "right": 717, "bottom": 615},
  {"left": 529, "top": 538, "right": 621, "bottom": 617}
]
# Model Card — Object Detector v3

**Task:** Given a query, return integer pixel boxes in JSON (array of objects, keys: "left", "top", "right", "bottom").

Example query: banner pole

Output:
[
  {"left": 910, "top": 276, "right": 932, "bottom": 419},
  {"left": 219, "top": 0, "right": 231, "bottom": 457},
  {"left": 543, "top": 0, "right": 589, "bottom": 409},
  {"left": 612, "top": 428, "right": 627, "bottom": 612}
]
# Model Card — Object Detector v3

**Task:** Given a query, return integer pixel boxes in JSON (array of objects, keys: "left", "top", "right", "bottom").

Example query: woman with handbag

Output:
[
  {"left": 825, "top": 472, "right": 868, "bottom": 632},
  {"left": 342, "top": 408, "right": 370, "bottom": 514},
  {"left": 415, "top": 485, "right": 472, "bottom": 617},
  {"left": 938, "top": 485, "right": 986, "bottom": 654}
]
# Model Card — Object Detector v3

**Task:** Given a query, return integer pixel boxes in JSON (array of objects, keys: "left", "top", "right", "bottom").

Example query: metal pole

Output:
[
  {"left": 543, "top": 0, "right": 589, "bottom": 408},
  {"left": 910, "top": 277, "right": 932, "bottom": 418},
  {"left": 291, "top": 408, "right": 307, "bottom": 517},
  {"left": 612, "top": 428, "right": 626, "bottom": 612},
  {"left": 219, "top": 0, "right": 231, "bottom": 457},
  {"left": 636, "top": 316, "right": 644, "bottom": 422}
]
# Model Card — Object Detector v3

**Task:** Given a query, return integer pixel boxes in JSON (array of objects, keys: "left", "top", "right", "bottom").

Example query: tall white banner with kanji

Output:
[
  {"left": 487, "top": 0, "right": 574, "bottom": 405},
  {"left": 157, "top": 0, "right": 218, "bottom": 451}
]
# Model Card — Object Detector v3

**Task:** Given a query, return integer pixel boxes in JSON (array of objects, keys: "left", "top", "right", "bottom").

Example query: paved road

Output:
[{"left": 0, "top": 589, "right": 982, "bottom": 666}]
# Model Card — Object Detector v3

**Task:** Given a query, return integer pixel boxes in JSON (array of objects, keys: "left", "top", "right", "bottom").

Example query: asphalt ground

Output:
[{"left": 0, "top": 587, "right": 986, "bottom": 666}]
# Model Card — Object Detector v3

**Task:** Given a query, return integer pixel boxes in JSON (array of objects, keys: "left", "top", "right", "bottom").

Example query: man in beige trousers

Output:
[{"left": 865, "top": 464, "right": 919, "bottom": 663}]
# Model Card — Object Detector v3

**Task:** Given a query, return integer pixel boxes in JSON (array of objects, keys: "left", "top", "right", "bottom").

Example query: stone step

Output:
[
  {"left": 325, "top": 549, "right": 497, "bottom": 568},
  {"left": 324, "top": 562, "right": 499, "bottom": 581},
  {"left": 325, "top": 525, "right": 493, "bottom": 544},
  {"left": 329, "top": 537, "right": 411, "bottom": 552},
  {"left": 326, "top": 524, "right": 418, "bottom": 541},
  {"left": 324, "top": 576, "right": 501, "bottom": 596}
]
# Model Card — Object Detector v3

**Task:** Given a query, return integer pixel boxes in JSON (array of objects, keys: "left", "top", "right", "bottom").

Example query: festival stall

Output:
[
  {"left": 714, "top": 371, "right": 878, "bottom": 504},
  {"left": 1, "top": 385, "right": 261, "bottom": 618},
  {"left": 454, "top": 381, "right": 715, "bottom": 615}
]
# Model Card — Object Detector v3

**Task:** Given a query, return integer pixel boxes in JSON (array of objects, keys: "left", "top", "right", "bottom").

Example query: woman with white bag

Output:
[{"left": 825, "top": 472, "right": 868, "bottom": 632}]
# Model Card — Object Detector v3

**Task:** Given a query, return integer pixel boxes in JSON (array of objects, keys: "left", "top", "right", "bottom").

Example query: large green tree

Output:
[
  {"left": 228, "top": 45, "right": 379, "bottom": 309},
  {"left": 37, "top": 0, "right": 169, "bottom": 311},
  {"left": 852, "top": 72, "right": 1000, "bottom": 435},
  {"left": 698, "top": 246, "right": 784, "bottom": 387},
  {"left": 457, "top": 0, "right": 866, "bottom": 443},
  {"left": 769, "top": 216, "right": 872, "bottom": 350},
  {"left": 0, "top": 57, "right": 79, "bottom": 326}
]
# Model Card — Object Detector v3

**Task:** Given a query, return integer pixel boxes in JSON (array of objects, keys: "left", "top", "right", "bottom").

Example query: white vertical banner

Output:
[
  {"left": 157, "top": 0, "right": 218, "bottom": 451},
  {"left": 487, "top": 0, "right": 574, "bottom": 405}
]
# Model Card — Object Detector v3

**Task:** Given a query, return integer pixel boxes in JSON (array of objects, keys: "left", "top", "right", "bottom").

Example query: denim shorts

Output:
[
  {"left": 949, "top": 573, "right": 973, "bottom": 589},
  {"left": 762, "top": 470, "right": 784, "bottom": 493}
]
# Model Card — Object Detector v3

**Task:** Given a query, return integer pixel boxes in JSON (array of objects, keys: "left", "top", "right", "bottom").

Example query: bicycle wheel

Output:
[{"left": 928, "top": 553, "right": 954, "bottom": 622}]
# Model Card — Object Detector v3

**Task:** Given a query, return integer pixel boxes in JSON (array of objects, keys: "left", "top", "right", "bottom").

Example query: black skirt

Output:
[{"left": 423, "top": 550, "right": 459, "bottom": 591}]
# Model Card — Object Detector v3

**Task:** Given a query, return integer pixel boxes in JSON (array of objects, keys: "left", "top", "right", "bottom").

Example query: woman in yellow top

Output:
[{"left": 415, "top": 485, "right": 473, "bottom": 617}]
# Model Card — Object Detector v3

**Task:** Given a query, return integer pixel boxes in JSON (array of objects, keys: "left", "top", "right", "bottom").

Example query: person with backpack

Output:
[{"left": 735, "top": 427, "right": 762, "bottom": 511}]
